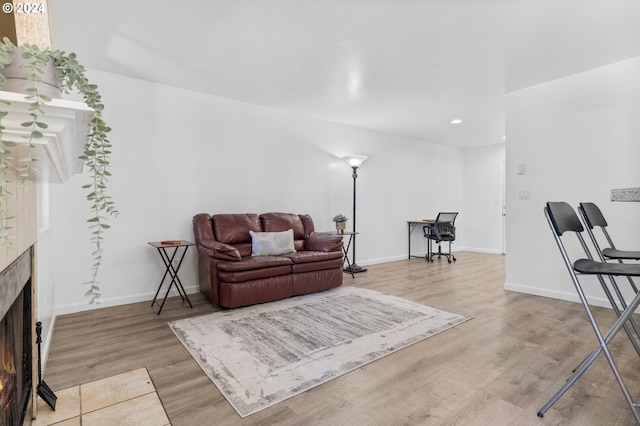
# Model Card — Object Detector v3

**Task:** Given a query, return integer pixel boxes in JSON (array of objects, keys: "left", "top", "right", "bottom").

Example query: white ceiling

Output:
[{"left": 49, "top": 0, "right": 640, "bottom": 149}]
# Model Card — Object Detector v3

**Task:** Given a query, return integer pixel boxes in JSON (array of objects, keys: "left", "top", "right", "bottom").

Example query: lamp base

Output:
[{"left": 344, "top": 264, "right": 367, "bottom": 274}]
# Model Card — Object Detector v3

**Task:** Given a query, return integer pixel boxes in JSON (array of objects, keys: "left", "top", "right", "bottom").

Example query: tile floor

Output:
[{"left": 31, "top": 368, "right": 170, "bottom": 426}]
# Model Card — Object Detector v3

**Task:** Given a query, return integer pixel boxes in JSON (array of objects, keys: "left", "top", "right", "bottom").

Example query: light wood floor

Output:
[{"left": 43, "top": 252, "right": 640, "bottom": 425}]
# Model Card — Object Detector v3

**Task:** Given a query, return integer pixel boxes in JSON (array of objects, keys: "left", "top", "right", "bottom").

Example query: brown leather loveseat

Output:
[{"left": 192, "top": 212, "right": 344, "bottom": 308}]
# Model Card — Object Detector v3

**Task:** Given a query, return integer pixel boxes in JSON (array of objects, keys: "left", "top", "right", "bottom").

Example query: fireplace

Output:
[{"left": 0, "top": 249, "right": 33, "bottom": 425}]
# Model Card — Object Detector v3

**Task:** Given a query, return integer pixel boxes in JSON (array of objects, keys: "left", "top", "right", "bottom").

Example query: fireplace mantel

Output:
[{"left": 0, "top": 90, "right": 94, "bottom": 183}]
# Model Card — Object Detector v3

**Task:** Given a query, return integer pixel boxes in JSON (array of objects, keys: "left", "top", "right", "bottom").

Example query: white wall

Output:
[
  {"left": 462, "top": 144, "right": 505, "bottom": 253},
  {"left": 46, "top": 70, "right": 464, "bottom": 315},
  {"left": 505, "top": 57, "right": 640, "bottom": 307}
]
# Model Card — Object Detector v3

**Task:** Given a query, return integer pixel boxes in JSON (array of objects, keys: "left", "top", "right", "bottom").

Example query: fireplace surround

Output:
[{"left": 0, "top": 248, "right": 33, "bottom": 425}]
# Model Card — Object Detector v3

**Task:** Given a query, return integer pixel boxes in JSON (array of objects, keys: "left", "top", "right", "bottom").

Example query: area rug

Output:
[{"left": 168, "top": 286, "right": 471, "bottom": 418}]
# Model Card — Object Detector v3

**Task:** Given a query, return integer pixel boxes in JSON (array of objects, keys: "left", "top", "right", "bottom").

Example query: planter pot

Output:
[
  {"left": 335, "top": 221, "right": 347, "bottom": 234},
  {"left": 1, "top": 48, "right": 61, "bottom": 98}
]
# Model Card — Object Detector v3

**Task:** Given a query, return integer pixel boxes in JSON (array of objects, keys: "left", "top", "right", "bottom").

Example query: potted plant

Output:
[
  {"left": 332, "top": 214, "right": 348, "bottom": 234},
  {"left": 0, "top": 37, "right": 117, "bottom": 303}
]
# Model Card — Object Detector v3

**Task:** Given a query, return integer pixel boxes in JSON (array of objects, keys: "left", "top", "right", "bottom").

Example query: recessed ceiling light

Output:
[{"left": 450, "top": 118, "right": 463, "bottom": 125}]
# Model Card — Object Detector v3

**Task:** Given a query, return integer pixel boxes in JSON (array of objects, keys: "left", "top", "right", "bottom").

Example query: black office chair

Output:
[
  {"left": 538, "top": 202, "right": 640, "bottom": 422},
  {"left": 423, "top": 212, "right": 458, "bottom": 263}
]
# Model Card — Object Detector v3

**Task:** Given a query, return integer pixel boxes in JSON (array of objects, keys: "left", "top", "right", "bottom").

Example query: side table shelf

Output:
[{"left": 147, "top": 240, "right": 194, "bottom": 315}]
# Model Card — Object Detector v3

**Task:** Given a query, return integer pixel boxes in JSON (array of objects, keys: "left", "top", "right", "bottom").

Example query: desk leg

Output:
[
  {"left": 408, "top": 223, "right": 414, "bottom": 259},
  {"left": 152, "top": 246, "right": 193, "bottom": 315},
  {"left": 409, "top": 223, "right": 427, "bottom": 259}
]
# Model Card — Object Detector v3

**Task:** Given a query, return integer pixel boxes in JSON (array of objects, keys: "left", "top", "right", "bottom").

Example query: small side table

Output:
[
  {"left": 148, "top": 240, "right": 194, "bottom": 315},
  {"left": 340, "top": 231, "right": 360, "bottom": 278},
  {"left": 318, "top": 231, "right": 358, "bottom": 279}
]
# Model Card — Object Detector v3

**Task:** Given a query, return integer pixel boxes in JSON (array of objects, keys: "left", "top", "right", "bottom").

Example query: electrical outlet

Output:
[{"left": 518, "top": 190, "right": 531, "bottom": 200}]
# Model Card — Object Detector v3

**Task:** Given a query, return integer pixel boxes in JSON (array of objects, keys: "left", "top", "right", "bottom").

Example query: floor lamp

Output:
[{"left": 342, "top": 155, "right": 368, "bottom": 274}]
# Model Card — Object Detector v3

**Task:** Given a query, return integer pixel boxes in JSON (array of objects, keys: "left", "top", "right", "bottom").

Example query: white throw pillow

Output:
[{"left": 249, "top": 229, "right": 296, "bottom": 256}]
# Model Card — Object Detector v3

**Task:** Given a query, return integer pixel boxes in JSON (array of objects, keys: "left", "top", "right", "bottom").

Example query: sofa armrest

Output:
[
  {"left": 305, "top": 232, "right": 343, "bottom": 252},
  {"left": 193, "top": 213, "right": 241, "bottom": 261},
  {"left": 198, "top": 239, "right": 241, "bottom": 261}
]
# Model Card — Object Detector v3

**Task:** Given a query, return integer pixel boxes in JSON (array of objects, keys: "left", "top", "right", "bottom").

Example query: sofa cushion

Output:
[
  {"left": 218, "top": 275, "right": 293, "bottom": 308},
  {"left": 299, "top": 214, "right": 315, "bottom": 237},
  {"left": 284, "top": 250, "right": 343, "bottom": 264},
  {"left": 260, "top": 213, "right": 305, "bottom": 240},
  {"left": 249, "top": 229, "right": 296, "bottom": 256},
  {"left": 234, "top": 242, "right": 253, "bottom": 258},
  {"left": 291, "top": 257, "right": 345, "bottom": 274},
  {"left": 217, "top": 256, "right": 293, "bottom": 283},
  {"left": 217, "top": 256, "right": 292, "bottom": 272},
  {"left": 212, "top": 214, "right": 261, "bottom": 244},
  {"left": 218, "top": 265, "right": 292, "bottom": 283}
]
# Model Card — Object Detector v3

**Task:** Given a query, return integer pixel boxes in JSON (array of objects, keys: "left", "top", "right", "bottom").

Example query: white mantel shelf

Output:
[{"left": 0, "top": 90, "right": 94, "bottom": 183}]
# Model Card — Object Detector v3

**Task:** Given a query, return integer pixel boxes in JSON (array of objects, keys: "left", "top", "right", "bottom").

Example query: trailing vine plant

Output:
[
  {"left": 0, "top": 37, "right": 117, "bottom": 303},
  {"left": 0, "top": 39, "right": 46, "bottom": 245}
]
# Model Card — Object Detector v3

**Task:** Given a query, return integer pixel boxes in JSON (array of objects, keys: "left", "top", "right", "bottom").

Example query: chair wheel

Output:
[{"left": 448, "top": 259, "right": 451, "bottom": 263}]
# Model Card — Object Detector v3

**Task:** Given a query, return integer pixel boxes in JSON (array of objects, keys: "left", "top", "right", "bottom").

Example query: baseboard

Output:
[
  {"left": 359, "top": 248, "right": 500, "bottom": 266},
  {"left": 461, "top": 247, "right": 503, "bottom": 255},
  {"left": 359, "top": 254, "right": 419, "bottom": 265},
  {"left": 504, "top": 281, "right": 614, "bottom": 310},
  {"left": 54, "top": 284, "right": 201, "bottom": 316}
]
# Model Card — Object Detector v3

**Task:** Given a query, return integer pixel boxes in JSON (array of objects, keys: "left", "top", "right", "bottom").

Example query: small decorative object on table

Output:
[{"left": 333, "top": 214, "right": 348, "bottom": 234}]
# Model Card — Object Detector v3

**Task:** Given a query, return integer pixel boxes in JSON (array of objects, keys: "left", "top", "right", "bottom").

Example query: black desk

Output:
[
  {"left": 407, "top": 220, "right": 434, "bottom": 259},
  {"left": 148, "top": 240, "right": 194, "bottom": 315}
]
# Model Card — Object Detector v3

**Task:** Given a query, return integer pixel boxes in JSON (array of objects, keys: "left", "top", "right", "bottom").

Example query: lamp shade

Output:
[{"left": 342, "top": 155, "right": 368, "bottom": 168}]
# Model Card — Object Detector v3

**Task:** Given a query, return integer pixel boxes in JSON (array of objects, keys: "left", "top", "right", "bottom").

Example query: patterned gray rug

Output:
[{"left": 168, "top": 286, "right": 471, "bottom": 418}]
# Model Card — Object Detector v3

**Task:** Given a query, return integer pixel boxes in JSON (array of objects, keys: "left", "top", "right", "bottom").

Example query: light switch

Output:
[{"left": 517, "top": 164, "right": 527, "bottom": 175}]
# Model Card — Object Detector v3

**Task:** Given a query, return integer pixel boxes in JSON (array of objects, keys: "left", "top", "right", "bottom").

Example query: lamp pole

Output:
[{"left": 342, "top": 155, "right": 368, "bottom": 274}]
